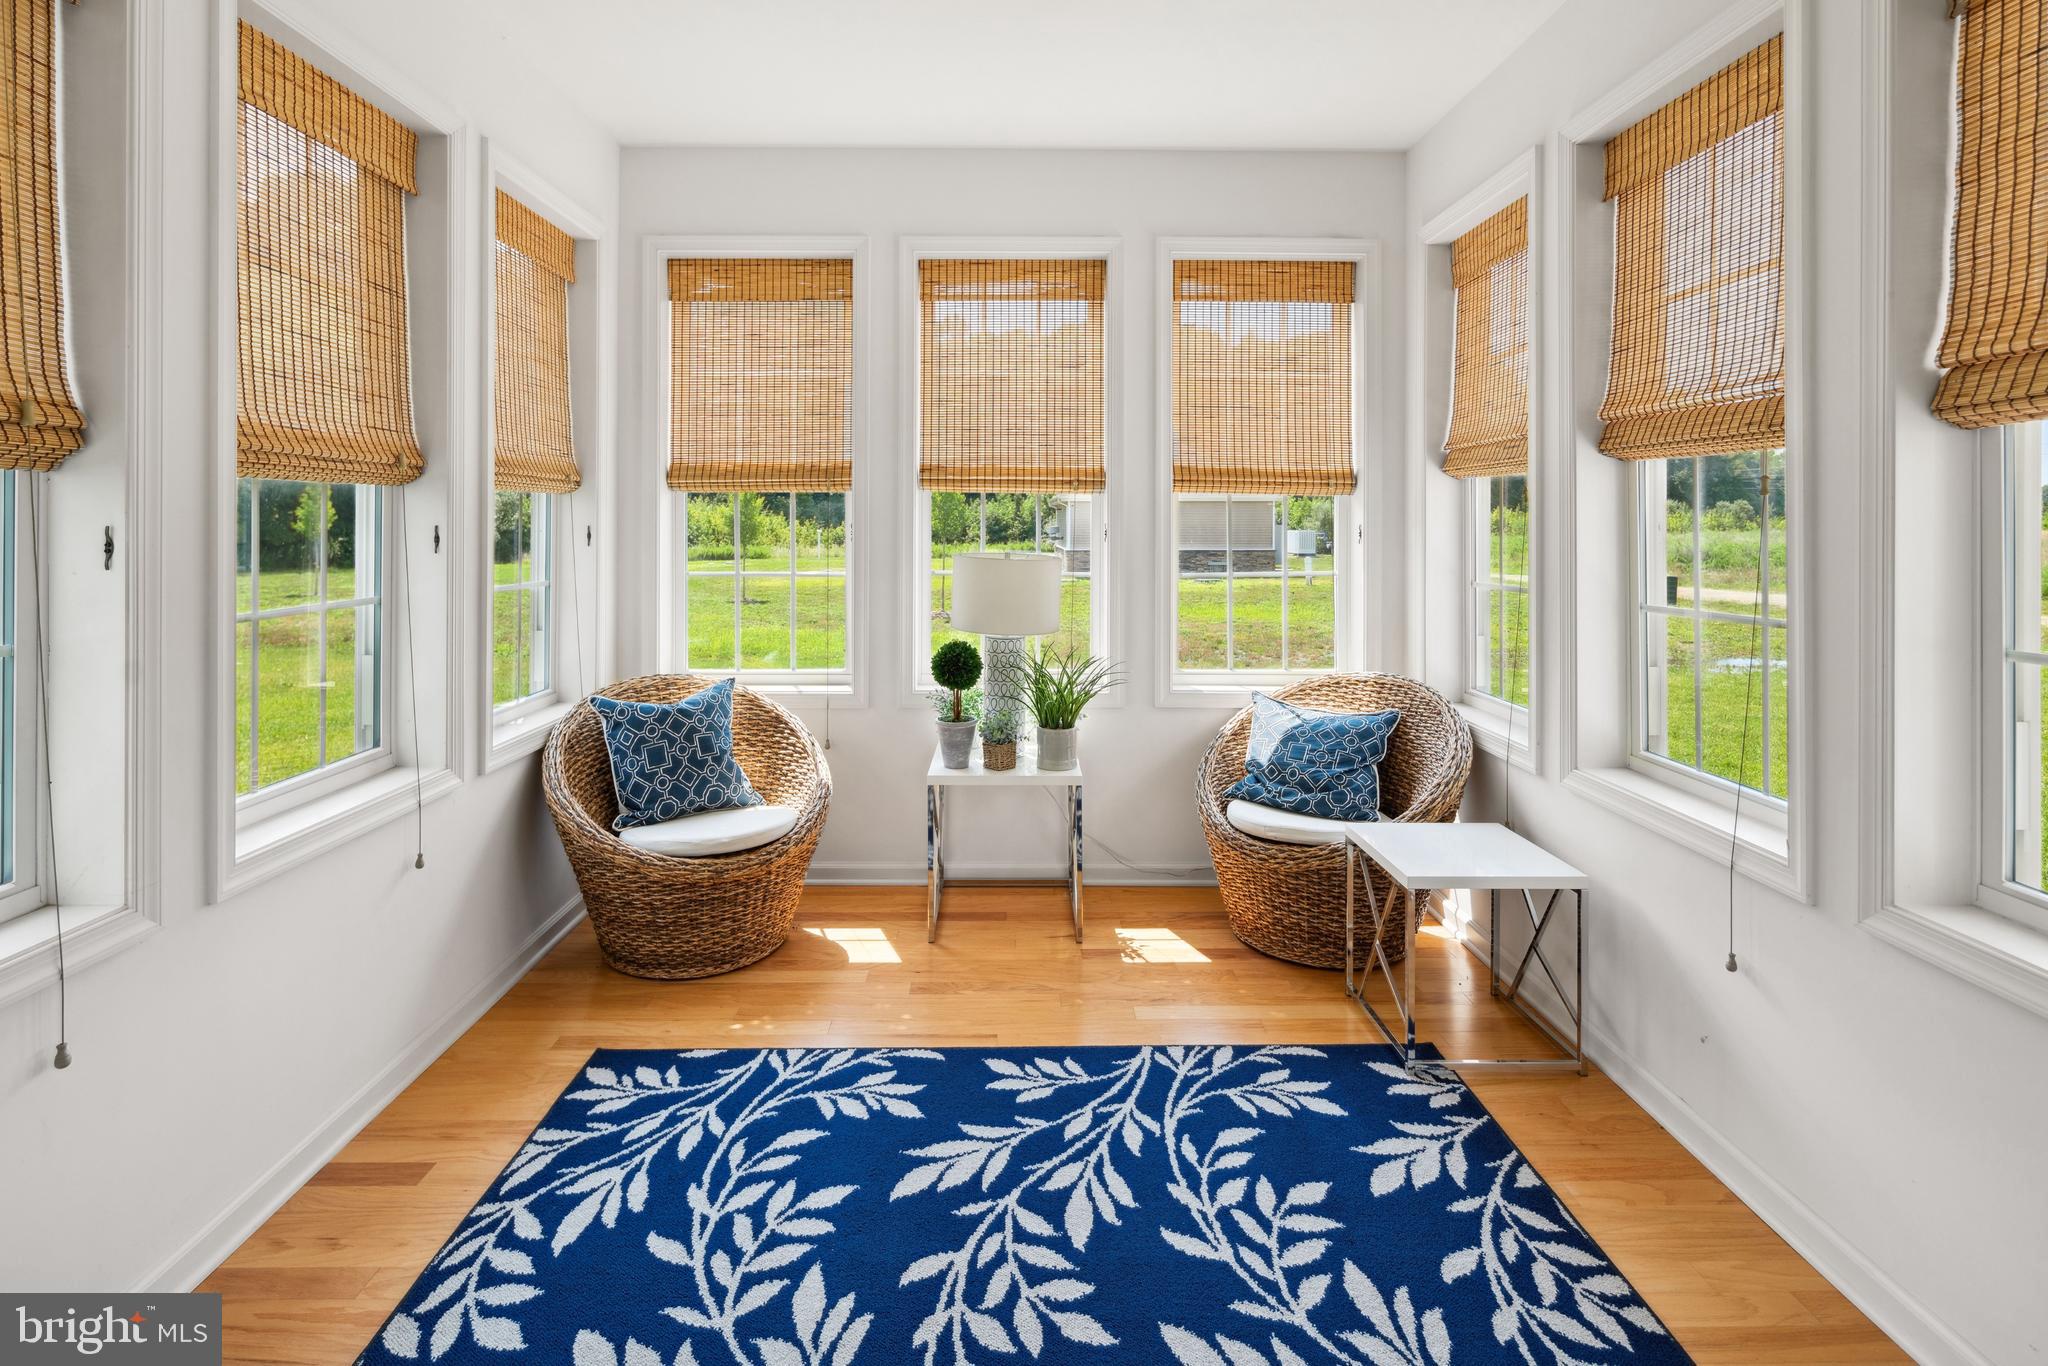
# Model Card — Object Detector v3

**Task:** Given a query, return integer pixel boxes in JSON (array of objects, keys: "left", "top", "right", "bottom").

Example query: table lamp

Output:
[{"left": 949, "top": 551, "right": 1063, "bottom": 733}]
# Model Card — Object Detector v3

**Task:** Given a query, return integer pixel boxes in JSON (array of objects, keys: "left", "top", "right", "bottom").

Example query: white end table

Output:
[
  {"left": 1343, "top": 821, "right": 1588, "bottom": 1075},
  {"left": 926, "top": 743, "right": 1083, "bottom": 944}
]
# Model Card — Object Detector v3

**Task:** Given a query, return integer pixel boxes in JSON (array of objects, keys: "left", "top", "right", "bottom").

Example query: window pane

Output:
[
  {"left": 2018, "top": 444, "right": 2048, "bottom": 656},
  {"left": 1283, "top": 495, "right": 1335, "bottom": 670},
  {"left": 794, "top": 493, "right": 846, "bottom": 671},
  {"left": 742, "top": 493, "right": 792, "bottom": 574},
  {"left": 739, "top": 575, "right": 791, "bottom": 669},
  {"left": 1490, "top": 476, "right": 1527, "bottom": 586},
  {"left": 1231, "top": 576, "right": 1283, "bottom": 670},
  {"left": 234, "top": 620, "right": 253, "bottom": 797},
  {"left": 1768, "top": 624, "right": 1789, "bottom": 800},
  {"left": 1644, "top": 612, "right": 1694, "bottom": 770},
  {"left": 236, "top": 480, "right": 255, "bottom": 610},
  {"left": 327, "top": 484, "right": 362, "bottom": 601},
  {"left": 1697, "top": 451, "right": 1768, "bottom": 621},
  {"left": 253, "top": 609, "right": 322, "bottom": 788},
  {"left": 1653, "top": 460, "right": 1692, "bottom": 608},
  {"left": 2016, "top": 661, "right": 2048, "bottom": 894},
  {"left": 491, "top": 588, "right": 522, "bottom": 705},
  {"left": 254, "top": 480, "right": 320, "bottom": 610},
  {"left": 1047, "top": 493, "right": 1092, "bottom": 658},
  {"left": 685, "top": 493, "right": 734, "bottom": 671},
  {"left": 1698, "top": 615, "right": 1769, "bottom": 790},
  {"left": 494, "top": 491, "right": 528, "bottom": 591},
  {"left": 324, "top": 606, "right": 368, "bottom": 765},
  {"left": 1175, "top": 561, "right": 1228, "bottom": 670},
  {"left": 1489, "top": 589, "right": 1531, "bottom": 709}
]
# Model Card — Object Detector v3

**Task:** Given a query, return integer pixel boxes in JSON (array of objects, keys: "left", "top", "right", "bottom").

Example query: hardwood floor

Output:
[{"left": 201, "top": 886, "right": 1906, "bottom": 1364}]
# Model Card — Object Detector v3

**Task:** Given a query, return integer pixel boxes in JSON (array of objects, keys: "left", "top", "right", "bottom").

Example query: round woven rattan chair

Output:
[
  {"left": 543, "top": 675, "right": 830, "bottom": 980},
  {"left": 1196, "top": 674, "right": 1472, "bottom": 972}
]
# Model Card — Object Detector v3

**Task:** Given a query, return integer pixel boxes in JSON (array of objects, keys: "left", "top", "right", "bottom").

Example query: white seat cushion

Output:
[
  {"left": 1225, "top": 798, "right": 1354, "bottom": 847},
  {"left": 619, "top": 804, "right": 799, "bottom": 857}
]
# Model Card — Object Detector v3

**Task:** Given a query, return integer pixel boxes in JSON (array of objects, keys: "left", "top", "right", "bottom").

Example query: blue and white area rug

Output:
[{"left": 360, "top": 1046, "right": 1690, "bottom": 1365}]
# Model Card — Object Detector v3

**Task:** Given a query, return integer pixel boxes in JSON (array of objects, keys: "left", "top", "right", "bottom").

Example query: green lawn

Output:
[
  {"left": 1174, "top": 570, "right": 1335, "bottom": 671},
  {"left": 237, "top": 564, "right": 544, "bottom": 794},
  {"left": 1652, "top": 615, "right": 1790, "bottom": 799}
]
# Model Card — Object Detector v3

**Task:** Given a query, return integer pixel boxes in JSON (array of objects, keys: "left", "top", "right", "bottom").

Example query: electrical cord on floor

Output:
[{"left": 1038, "top": 788, "right": 1200, "bottom": 879}]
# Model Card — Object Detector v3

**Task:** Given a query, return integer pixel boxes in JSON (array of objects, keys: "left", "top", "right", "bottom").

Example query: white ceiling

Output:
[{"left": 473, "top": 0, "right": 1571, "bottom": 150}]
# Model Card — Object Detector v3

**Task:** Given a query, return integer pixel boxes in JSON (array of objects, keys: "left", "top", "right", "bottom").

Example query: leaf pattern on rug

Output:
[{"left": 359, "top": 1046, "right": 1690, "bottom": 1366}]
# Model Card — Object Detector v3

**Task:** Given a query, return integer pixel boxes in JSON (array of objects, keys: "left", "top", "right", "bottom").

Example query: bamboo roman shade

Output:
[
  {"left": 236, "top": 22, "right": 423, "bottom": 486},
  {"left": 1933, "top": 0, "right": 2048, "bottom": 427},
  {"left": 1170, "top": 260, "right": 1356, "bottom": 495},
  {"left": 0, "top": 0, "right": 83, "bottom": 470},
  {"left": 667, "top": 258, "right": 853, "bottom": 492},
  {"left": 1443, "top": 199, "right": 1531, "bottom": 479},
  {"left": 493, "top": 191, "right": 579, "bottom": 494},
  {"left": 917, "top": 259, "right": 1106, "bottom": 493},
  {"left": 1598, "top": 35, "right": 1784, "bottom": 462}
]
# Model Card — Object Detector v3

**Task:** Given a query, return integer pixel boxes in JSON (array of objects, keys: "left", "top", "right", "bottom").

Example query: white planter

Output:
[{"left": 1036, "top": 725, "right": 1078, "bottom": 771}]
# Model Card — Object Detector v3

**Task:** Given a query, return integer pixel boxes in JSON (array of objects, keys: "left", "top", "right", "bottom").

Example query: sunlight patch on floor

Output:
[
  {"left": 802, "top": 927, "right": 902, "bottom": 963},
  {"left": 1114, "top": 927, "right": 1210, "bottom": 963}
]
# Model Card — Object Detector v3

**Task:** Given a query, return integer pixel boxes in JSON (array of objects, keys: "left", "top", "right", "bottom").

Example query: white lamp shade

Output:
[{"left": 950, "top": 552, "right": 1063, "bottom": 636}]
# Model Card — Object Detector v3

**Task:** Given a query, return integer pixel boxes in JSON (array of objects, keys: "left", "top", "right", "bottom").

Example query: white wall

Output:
[
  {"left": 617, "top": 148, "right": 1408, "bottom": 881},
  {"left": 1406, "top": 3, "right": 2045, "bottom": 1363},
  {"left": 0, "top": 0, "right": 618, "bottom": 1291}
]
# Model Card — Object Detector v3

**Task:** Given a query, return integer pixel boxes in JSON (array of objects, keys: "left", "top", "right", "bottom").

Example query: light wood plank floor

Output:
[{"left": 202, "top": 886, "right": 1905, "bottom": 1364}]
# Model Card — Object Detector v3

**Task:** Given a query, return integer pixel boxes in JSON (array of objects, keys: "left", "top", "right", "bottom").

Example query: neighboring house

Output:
[{"left": 1174, "top": 494, "right": 1281, "bottom": 573}]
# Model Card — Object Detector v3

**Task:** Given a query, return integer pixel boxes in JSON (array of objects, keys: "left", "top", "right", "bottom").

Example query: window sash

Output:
[
  {"left": 1631, "top": 456, "right": 1787, "bottom": 805},
  {"left": 1467, "top": 475, "right": 1531, "bottom": 709},
  {"left": 1169, "top": 493, "right": 1346, "bottom": 679},
  {"left": 920, "top": 491, "right": 1098, "bottom": 689},
  {"left": 675, "top": 491, "right": 849, "bottom": 683},
  {"left": 493, "top": 493, "right": 553, "bottom": 710},
  {"left": 235, "top": 480, "right": 388, "bottom": 807}
]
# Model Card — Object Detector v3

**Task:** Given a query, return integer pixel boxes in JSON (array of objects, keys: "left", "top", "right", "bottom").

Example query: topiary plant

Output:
[{"left": 931, "top": 639, "right": 983, "bottom": 722}]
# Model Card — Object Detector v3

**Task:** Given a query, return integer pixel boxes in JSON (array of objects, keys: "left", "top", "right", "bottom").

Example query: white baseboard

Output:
[
  {"left": 138, "top": 895, "right": 587, "bottom": 1293},
  {"left": 1584, "top": 1023, "right": 1988, "bottom": 1366},
  {"left": 806, "top": 860, "right": 1215, "bottom": 887}
]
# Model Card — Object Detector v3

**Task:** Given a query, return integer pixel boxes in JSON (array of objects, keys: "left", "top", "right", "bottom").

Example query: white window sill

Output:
[
  {"left": 0, "top": 902, "right": 158, "bottom": 1010},
  {"left": 486, "top": 699, "right": 575, "bottom": 772},
  {"left": 1863, "top": 899, "right": 2048, "bottom": 1023},
  {"left": 224, "top": 765, "right": 462, "bottom": 900},
  {"left": 1560, "top": 764, "right": 1806, "bottom": 901},
  {"left": 1457, "top": 701, "right": 1536, "bottom": 773}
]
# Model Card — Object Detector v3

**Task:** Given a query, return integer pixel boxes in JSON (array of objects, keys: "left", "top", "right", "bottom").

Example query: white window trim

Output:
[
  {"left": 481, "top": 146, "right": 608, "bottom": 771},
  {"left": 0, "top": 0, "right": 166, "bottom": 1006},
  {"left": 1849, "top": 0, "right": 2048, "bottom": 1021},
  {"left": 1551, "top": 0, "right": 1813, "bottom": 902},
  {"left": 646, "top": 235, "right": 870, "bottom": 710},
  {"left": 1154, "top": 236, "right": 1375, "bottom": 709},
  {"left": 899, "top": 236, "right": 1121, "bottom": 705},
  {"left": 1419, "top": 149, "right": 1544, "bottom": 770},
  {"left": 209, "top": 1, "right": 465, "bottom": 901}
]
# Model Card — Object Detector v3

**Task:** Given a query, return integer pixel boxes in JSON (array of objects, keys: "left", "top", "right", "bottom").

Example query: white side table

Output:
[
  {"left": 1343, "top": 821, "right": 1588, "bottom": 1075},
  {"left": 926, "top": 743, "right": 1083, "bottom": 944}
]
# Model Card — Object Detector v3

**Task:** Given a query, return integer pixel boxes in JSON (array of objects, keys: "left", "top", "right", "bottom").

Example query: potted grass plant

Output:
[
  {"left": 931, "top": 639, "right": 982, "bottom": 770},
  {"left": 979, "top": 704, "right": 1020, "bottom": 772},
  {"left": 1023, "top": 646, "right": 1123, "bottom": 772}
]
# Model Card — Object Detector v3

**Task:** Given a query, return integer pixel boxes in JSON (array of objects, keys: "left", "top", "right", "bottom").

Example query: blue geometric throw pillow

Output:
[
  {"left": 1227, "top": 708, "right": 1401, "bottom": 822},
  {"left": 1245, "top": 691, "right": 1341, "bottom": 769},
  {"left": 590, "top": 679, "right": 763, "bottom": 831}
]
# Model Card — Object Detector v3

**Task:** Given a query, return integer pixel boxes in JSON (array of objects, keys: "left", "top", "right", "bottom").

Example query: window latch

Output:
[
  {"left": 586, "top": 525, "right": 593, "bottom": 548},
  {"left": 432, "top": 524, "right": 441, "bottom": 553},
  {"left": 102, "top": 525, "right": 114, "bottom": 570}
]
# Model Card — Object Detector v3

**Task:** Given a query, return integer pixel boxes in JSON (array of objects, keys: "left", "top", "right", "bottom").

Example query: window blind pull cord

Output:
[
  {"left": 29, "top": 482, "right": 70, "bottom": 1068},
  {"left": 1724, "top": 463, "right": 1767, "bottom": 975},
  {"left": 399, "top": 486, "right": 425, "bottom": 870},
  {"left": 1501, "top": 487, "right": 1518, "bottom": 832}
]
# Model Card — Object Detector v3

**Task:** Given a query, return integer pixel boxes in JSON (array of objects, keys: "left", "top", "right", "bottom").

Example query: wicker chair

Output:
[
  {"left": 543, "top": 675, "right": 830, "bottom": 979},
  {"left": 1196, "top": 674, "right": 1472, "bottom": 971}
]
